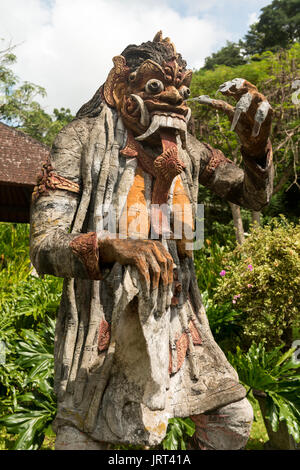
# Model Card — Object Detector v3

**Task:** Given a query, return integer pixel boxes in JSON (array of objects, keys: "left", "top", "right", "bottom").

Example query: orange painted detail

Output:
[
  {"left": 189, "top": 320, "right": 202, "bottom": 345},
  {"left": 120, "top": 131, "right": 139, "bottom": 159},
  {"left": 32, "top": 160, "right": 80, "bottom": 202},
  {"left": 176, "top": 333, "right": 189, "bottom": 372},
  {"left": 168, "top": 332, "right": 189, "bottom": 375},
  {"left": 70, "top": 232, "right": 102, "bottom": 280},
  {"left": 120, "top": 129, "right": 185, "bottom": 237},
  {"left": 119, "top": 166, "right": 150, "bottom": 239},
  {"left": 98, "top": 319, "right": 111, "bottom": 352},
  {"left": 171, "top": 280, "right": 182, "bottom": 306},
  {"left": 168, "top": 320, "right": 202, "bottom": 375},
  {"left": 172, "top": 176, "right": 194, "bottom": 258}
]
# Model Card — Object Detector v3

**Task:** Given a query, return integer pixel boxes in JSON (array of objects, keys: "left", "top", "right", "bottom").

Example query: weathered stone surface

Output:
[{"left": 30, "top": 35, "right": 273, "bottom": 447}]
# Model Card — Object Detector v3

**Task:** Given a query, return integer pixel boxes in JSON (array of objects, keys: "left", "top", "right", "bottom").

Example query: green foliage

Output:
[
  {"left": 0, "top": 40, "right": 73, "bottom": 146},
  {"left": 190, "top": 41, "right": 300, "bottom": 226},
  {"left": 204, "top": 297, "right": 244, "bottom": 351},
  {"left": 162, "top": 418, "right": 195, "bottom": 450},
  {"left": 0, "top": 223, "right": 63, "bottom": 333},
  {"left": 0, "top": 223, "right": 61, "bottom": 449},
  {"left": 0, "top": 318, "right": 56, "bottom": 449},
  {"left": 228, "top": 342, "right": 300, "bottom": 442},
  {"left": 203, "top": 41, "right": 247, "bottom": 70},
  {"left": 194, "top": 239, "right": 233, "bottom": 294},
  {"left": 243, "top": 0, "right": 300, "bottom": 55},
  {"left": 202, "top": 1, "right": 300, "bottom": 66},
  {"left": 213, "top": 217, "right": 300, "bottom": 349}
]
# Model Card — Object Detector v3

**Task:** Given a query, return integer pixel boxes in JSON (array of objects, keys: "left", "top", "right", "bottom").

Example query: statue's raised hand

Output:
[{"left": 191, "top": 78, "right": 273, "bottom": 159}]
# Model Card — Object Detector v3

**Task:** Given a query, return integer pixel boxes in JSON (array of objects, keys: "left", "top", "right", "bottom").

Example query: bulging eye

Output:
[
  {"left": 145, "top": 79, "right": 164, "bottom": 94},
  {"left": 180, "top": 86, "right": 191, "bottom": 100}
]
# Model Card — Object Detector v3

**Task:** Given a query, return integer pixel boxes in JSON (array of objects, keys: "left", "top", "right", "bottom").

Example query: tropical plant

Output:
[
  {"left": 162, "top": 418, "right": 195, "bottom": 450},
  {"left": 0, "top": 223, "right": 61, "bottom": 449},
  {"left": 204, "top": 297, "right": 244, "bottom": 351},
  {"left": 0, "top": 317, "right": 56, "bottom": 450},
  {"left": 228, "top": 342, "right": 300, "bottom": 443}
]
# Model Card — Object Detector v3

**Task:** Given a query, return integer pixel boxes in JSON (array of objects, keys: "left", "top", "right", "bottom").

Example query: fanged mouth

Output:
[
  {"left": 135, "top": 111, "right": 191, "bottom": 148},
  {"left": 130, "top": 93, "right": 191, "bottom": 148}
]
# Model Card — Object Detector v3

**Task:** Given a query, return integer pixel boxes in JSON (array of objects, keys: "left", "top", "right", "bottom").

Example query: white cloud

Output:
[
  {"left": 0, "top": 0, "right": 230, "bottom": 114},
  {"left": 172, "top": 0, "right": 269, "bottom": 17},
  {"left": 248, "top": 12, "right": 259, "bottom": 26}
]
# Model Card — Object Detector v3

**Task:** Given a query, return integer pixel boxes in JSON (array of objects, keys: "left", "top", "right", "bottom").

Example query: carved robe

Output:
[{"left": 30, "top": 103, "right": 273, "bottom": 445}]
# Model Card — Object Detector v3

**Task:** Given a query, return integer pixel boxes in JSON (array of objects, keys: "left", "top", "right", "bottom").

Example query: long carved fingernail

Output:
[
  {"left": 252, "top": 101, "right": 271, "bottom": 137},
  {"left": 231, "top": 109, "right": 242, "bottom": 132},
  {"left": 218, "top": 81, "right": 232, "bottom": 93},
  {"left": 231, "top": 92, "right": 253, "bottom": 131},
  {"left": 219, "top": 78, "right": 245, "bottom": 93}
]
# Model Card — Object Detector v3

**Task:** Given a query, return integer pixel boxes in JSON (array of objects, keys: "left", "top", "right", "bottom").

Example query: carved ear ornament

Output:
[
  {"left": 182, "top": 69, "right": 193, "bottom": 87},
  {"left": 103, "top": 55, "right": 130, "bottom": 107}
]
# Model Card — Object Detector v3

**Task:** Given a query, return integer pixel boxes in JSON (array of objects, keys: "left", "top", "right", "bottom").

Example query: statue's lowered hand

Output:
[
  {"left": 98, "top": 237, "right": 174, "bottom": 291},
  {"left": 189, "top": 78, "right": 273, "bottom": 159}
]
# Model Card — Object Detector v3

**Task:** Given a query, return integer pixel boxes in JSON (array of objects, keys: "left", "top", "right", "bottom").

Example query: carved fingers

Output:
[
  {"left": 190, "top": 78, "right": 273, "bottom": 152},
  {"left": 99, "top": 237, "right": 173, "bottom": 289},
  {"left": 230, "top": 92, "right": 252, "bottom": 131},
  {"left": 129, "top": 240, "right": 174, "bottom": 314},
  {"left": 219, "top": 78, "right": 272, "bottom": 141},
  {"left": 140, "top": 240, "right": 173, "bottom": 289},
  {"left": 98, "top": 237, "right": 174, "bottom": 314}
]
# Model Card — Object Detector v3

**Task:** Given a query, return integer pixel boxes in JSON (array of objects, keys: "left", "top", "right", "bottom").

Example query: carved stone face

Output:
[{"left": 104, "top": 55, "right": 193, "bottom": 148}]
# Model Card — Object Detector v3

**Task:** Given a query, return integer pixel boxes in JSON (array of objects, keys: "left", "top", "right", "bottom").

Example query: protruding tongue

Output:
[
  {"left": 150, "top": 128, "right": 185, "bottom": 238},
  {"left": 159, "top": 128, "right": 178, "bottom": 153}
]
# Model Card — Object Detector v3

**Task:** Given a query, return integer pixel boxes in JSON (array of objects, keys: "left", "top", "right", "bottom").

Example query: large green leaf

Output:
[
  {"left": 229, "top": 342, "right": 300, "bottom": 443},
  {"left": 162, "top": 418, "right": 195, "bottom": 450}
]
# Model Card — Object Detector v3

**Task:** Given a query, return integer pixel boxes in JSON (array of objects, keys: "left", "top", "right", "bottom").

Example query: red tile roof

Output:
[{"left": 0, "top": 122, "right": 50, "bottom": 186}]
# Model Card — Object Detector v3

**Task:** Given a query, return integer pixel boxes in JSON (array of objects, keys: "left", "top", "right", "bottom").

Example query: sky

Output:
[{"left": 0, "top": 0, "right": 272, "bottom": 115}]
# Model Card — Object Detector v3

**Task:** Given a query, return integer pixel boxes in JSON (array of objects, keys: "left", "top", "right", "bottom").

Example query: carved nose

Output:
[{"left": 161, "top": 87, "right": 183, "bottom": 105}]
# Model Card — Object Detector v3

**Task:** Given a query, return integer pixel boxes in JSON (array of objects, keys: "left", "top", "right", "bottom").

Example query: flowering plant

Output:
[{"left": 213, "top": 217, "right": 300, "bottom": 350}]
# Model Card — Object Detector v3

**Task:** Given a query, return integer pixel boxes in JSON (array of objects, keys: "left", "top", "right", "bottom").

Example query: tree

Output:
[
  {"left": 0, "top": 40, "right": 73, "bottom": 147},
  {"left": 203, "top": 41, "right": 247, "bottom": 70},
  {"left": 243, "top": 0, "right": 300, "bottom": 55}
]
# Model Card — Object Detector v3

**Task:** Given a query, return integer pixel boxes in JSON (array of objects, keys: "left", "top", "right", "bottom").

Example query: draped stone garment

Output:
[{"left": 30, "top": 104, "right": 273, "bottom": 446}]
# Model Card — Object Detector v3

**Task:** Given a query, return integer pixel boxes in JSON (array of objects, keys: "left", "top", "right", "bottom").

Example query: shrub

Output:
[{"left": 212, "top": 217, "right": 300, "bottom": 350}]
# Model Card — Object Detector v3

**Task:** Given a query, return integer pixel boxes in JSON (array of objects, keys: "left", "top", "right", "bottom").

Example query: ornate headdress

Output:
[{"left": 76, "top": 31, "right": 191, "bottom": 118}]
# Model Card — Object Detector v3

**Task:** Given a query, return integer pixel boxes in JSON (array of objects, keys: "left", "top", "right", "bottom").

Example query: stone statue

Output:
[{"left": 30, "top": 32, "right": 273, "bottom": 450}]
